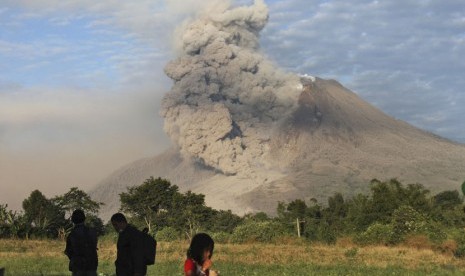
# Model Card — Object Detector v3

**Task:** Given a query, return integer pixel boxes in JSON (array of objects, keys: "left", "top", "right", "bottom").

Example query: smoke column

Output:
[{"left": 161, "top": 0, "right": 301, "bottom": 175}]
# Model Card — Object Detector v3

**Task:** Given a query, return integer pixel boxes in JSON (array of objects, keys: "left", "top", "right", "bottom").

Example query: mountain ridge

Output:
[{"left": 90, "top": 77, "right": 465, "bottom": 220}]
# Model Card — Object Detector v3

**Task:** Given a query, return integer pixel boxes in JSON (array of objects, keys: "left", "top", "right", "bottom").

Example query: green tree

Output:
[
  {"left": 365, "top": 179, "right": 431, "bottom": 226},
  {"left": 403, "top": 183, "right": 431, "bottom": 213},
  {"left": 53, "top": 187, "right": 103, "bottom": 217},
  {"left": 431, "top": 190, "right": 465, "bottom": 227},
  {"left": 211, "top": 210, "right": 242, "bottom": 233},
  {"left": 249, "top": 212, "right": 269, "bottom": 222},
  {"left": 120, "top": 177, "right": 179, "bottom": 233},
  {"left": 433, "top": 190, "right": 462, "bottom": 209},
  {"left": 53, "top": 187, "right": 105, "bottom": 238},
  {"left": 287, "top": 199, "right": 308, "bottom": 220},
  {"left": 345, "top": 193, "right": 370, "bottom": 232},
  {"left": 242, "top": 212, "right": 269, "bottom": 224},
  {"left": 323, "top": 193, "right": 347, "bottom": 233},
  {"left": 277, "top": 199, "right": 308, "bottom": 227},
  {"left": 299, "top": 199, "right": 322, "bottom": 241},
  {"left": 367, "top": 179, "right": 404, "bottom": 224},
  {"left": 277, "top": 199, "right": 308, "bottom": 236},
  {"left": 22, "top": 190, "right": 65, "bottom": 238},
  {"left": 0, "top": 204, "right": 23, "bottom": 238},
  {"left": 170, "top": 190, "right": 220, "bottom": 238}
]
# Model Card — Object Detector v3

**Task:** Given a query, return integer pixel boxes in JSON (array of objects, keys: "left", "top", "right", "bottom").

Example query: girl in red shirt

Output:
[{"left": 184, "top": 233, "right": 217, "bottom": 276}]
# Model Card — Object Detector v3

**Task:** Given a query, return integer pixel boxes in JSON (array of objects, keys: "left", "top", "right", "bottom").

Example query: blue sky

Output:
[
  {"left": 1, "top": 0, "right": 464, "bottom": 210},
  {"left": 0, "top": 8, "right": 162, "bottom": 89}
]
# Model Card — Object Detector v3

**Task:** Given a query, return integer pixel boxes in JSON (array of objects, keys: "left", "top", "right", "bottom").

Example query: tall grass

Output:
[{"left": 1, "top": 237, "right": 465, "bottom": 275}]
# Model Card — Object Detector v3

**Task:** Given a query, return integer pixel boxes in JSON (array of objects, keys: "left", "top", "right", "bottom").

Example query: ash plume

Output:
[{"left": 161, "top": 0, "right": 301, "bottom": 175}]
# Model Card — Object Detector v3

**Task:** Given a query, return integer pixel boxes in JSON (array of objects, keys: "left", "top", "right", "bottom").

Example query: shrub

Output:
[
  {"left": 390, "top": 205, "right": 431, "bottom": 244},
  {"left": 448, "top": 228, "right": 465, "bottom": 258},
  {"left": 316, "top": 221, "right": 337, "bottom": 244},
  {"left": 354, "top": 222, "right": 393, "bottom": 245},
  {"left": 390, "top": 206, "right": 446, "bottom": 244},
  {"left": 211, "top": 232, "right": 231, "bottom": 243},
  {"left": 455, "top": 243, "right": 465, "bottom": 258},
  {"left": 422, "top": 221, "right": 447, "bottom": 244},
  {"left": 303, "top": 220, "right": 337, "bottom": 244},
  {"left": 156, "top": 227, "right": 181, "bottom": 241},
  {"left": 231, "top": 221, "right": 291, "bottom": 243}
]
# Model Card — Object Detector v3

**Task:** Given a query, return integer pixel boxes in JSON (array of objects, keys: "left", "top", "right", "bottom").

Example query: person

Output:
[
  {"left": 111, "top": 213, "right": 146, "bottom": 276},
  {"left": 184, "top": 233, "right": 218, "bottom": 276},
  {"left": 64, "top": 209, "right": 98, "bottom": 276}
]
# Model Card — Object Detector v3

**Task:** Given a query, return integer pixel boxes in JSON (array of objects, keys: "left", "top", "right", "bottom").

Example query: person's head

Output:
[
  {"left": 71, "top": 209, "right": 85, "bottom": 224},
  {"left": 110, "top": 213, "right": 128, "bottom": 233},
  {"left": 187, "top": 233, "right": 214, "bottom": 265}
]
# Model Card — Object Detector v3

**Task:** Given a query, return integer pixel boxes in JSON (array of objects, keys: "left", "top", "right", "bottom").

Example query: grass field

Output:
[{"left": 1, "top": 237, "right": 465, "bottom": 275}]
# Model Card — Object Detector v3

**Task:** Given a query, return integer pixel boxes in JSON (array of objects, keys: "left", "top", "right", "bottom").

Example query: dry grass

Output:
[
  {"left": 1, "top": 237, "right": 465, "bottom": 271},
  {"left": 0, "top": 239, "right": 65, "bottom": 258}
]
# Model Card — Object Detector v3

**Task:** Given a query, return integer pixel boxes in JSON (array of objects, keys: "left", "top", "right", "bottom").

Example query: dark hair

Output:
[
  {"left": 110, "top": 213, "right": 127, "bottom": 223},
  {"left": 71, "top": 209, "right": 85, "bottom": 224},
  {"left": 187, "top": 233, "right": 214, "bottom": 265}
]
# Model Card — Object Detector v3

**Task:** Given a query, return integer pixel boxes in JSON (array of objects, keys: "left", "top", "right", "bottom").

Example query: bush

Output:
[
  {"left": 231, "top": 221, "right": 291, "bottom": 243},
  {"left": 316, "top": 221, "right": 337, "bottom": 244},
  {"left": 390, "top": 205, "right": 446, "bottom": 244},
  {"left": 211, "top": 232, "right": 231, "bottom": 243},
  {"left": 390, "top": 205, "right": 428, "bottom": 244},
  {"left": 156, "top": 227, "right": 181, "bottom": 241},
  {"left": 303, "top": 219, "right": 337, "bottom": 244},
  {"left": 354, "top": 223, "right": 393, "bottom": 245},
  {"left": 448, "top": 228, "right": 465, "bottom": 258},
  {"left": 422, "top": 221, "right": 447, "bottom": 244}
]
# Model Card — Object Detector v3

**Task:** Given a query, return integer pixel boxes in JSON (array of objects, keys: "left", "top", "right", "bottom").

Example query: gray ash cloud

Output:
[{"left": 161, "top": 0, "right": 301, "bottom": 175}]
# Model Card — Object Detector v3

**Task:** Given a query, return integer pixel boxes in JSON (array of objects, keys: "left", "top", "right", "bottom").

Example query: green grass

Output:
[
  {"left": 1, "top": 238, "right": 465, "bottom": 275},
  {"left": 214, "top": 263, "right": 465, "bottom": 276},
  {"left": 1, "top": 260, "right": 464, "bottom": 276},
  {"left": 0, "top": 256, "right": 68, "bottom": 275}
]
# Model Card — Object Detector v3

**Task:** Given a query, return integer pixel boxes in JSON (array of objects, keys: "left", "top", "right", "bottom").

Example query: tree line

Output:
[
  {"left": 276, "top": 179, "right": 465, "bottom": 246},
  {"left": 0, "top": 187, "right": 104, "bottom": 239},
  {"left": 2, "top": 177, "right": 465, "bottom": 256}
]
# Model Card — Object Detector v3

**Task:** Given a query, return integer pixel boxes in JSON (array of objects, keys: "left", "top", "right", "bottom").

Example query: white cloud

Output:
[{"left": 261, "top": 0, "right": 465, "bottom": 143}]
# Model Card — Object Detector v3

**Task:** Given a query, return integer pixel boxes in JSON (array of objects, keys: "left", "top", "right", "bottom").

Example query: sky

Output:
[{"left": 1, "top": 0, "right": 464, "bottom": 210}]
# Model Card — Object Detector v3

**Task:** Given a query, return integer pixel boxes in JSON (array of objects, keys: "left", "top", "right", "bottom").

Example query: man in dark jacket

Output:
[
  {"left": 111, "top": 213, "right": 147, "bottom": 276},
  {"left": 64, "top": 209, "right": 98, "bottom": 276}
]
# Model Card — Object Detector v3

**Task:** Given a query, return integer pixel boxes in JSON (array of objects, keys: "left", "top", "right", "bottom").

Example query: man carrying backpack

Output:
[
  {"left": 65, "top": 209, "right": 98, "bottom": 276},
  {"left": 111, "top": 213, "right": 147, "bottom": 276}
]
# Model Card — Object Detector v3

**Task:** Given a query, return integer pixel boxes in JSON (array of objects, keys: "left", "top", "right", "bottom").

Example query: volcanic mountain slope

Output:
[
  {"left": 90, "top": 0, "right": 465, "bottom": 219},
  {"left": 90, "top": 77, "right": 465, "bottom": 219},
  {"left": 241, "top": 77, "right": 465, "bottom": 212}
]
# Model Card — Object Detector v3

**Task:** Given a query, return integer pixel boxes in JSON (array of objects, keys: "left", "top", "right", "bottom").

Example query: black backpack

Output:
[{"left": 141, "top": 228, "right": 157, "bottom": 265}]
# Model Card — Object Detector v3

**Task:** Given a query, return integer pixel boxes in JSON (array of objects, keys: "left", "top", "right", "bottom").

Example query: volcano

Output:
[
  {"left": 90, "top": 77, "right": 465, "bottom": 219},
  {"left": 89, "top": 0, "right": 465, "bottom": 220}
]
